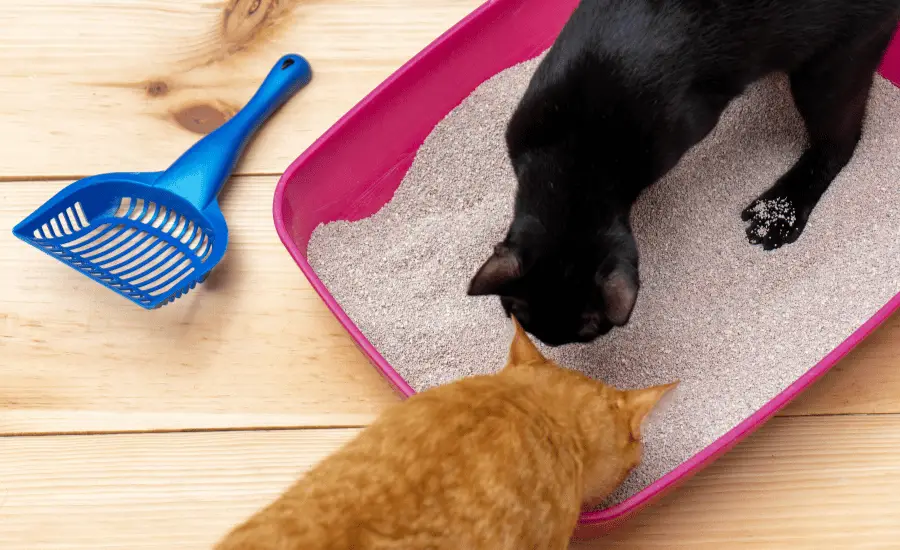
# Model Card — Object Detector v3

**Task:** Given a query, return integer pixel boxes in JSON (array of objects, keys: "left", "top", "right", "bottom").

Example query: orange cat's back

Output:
[
  {"left": 215, "top": 319, "right": 676, "bottom": 550},
  {"left": 217, "top": 374, "right": 583, "bottom": 550}
]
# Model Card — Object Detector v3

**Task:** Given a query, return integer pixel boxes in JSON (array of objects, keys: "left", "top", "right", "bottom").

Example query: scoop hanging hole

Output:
[{"left": 281, "top": 58, "right": 295, "bottom": 69}]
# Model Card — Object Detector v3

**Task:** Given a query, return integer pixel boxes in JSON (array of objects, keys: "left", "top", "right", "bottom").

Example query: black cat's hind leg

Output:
[{"left": 742, "top": 26, "right": 897, "bottom": 250}]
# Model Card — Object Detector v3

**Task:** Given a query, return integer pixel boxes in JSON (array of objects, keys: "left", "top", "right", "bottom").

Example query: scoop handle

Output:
[{"left": 154, "top": 54, "right": 313, "bottom": 208}]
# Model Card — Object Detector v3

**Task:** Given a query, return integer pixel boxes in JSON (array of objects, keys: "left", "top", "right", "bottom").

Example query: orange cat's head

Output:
[{"left": 502, "top": 316, "right": 677, "bottom": 507}]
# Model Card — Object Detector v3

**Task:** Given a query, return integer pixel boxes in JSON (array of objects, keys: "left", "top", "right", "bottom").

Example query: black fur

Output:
[{"left": 468, "top": 0, "right": 900, "bottom": 347}]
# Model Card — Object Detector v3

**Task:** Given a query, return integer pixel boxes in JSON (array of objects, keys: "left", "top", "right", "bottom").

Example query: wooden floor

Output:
[{"left": 2, "top": 1, "right": 899, "bottom": 548}]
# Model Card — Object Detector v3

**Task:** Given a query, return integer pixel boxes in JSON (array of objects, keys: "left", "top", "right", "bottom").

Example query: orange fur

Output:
[{"left": 215, "top": 318, "right": 677, "bottom": 550}]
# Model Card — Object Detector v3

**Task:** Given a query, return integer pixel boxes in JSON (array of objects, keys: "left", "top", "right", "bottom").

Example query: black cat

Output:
[{"left": 468, "top": 0, "right": 900, "bottom": 347}]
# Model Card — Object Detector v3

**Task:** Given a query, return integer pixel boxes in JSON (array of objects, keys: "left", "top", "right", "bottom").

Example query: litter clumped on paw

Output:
[
  {"left": 306, "top": 63, "right": 900, "bottom": 506},
  {"left": 749, "top": 197, "right": 797, "bottom": 237}
]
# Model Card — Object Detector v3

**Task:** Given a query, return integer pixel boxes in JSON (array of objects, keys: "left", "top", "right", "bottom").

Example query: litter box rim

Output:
[{"left": 273, "top": 0, "right": 900, "bottom": 536}]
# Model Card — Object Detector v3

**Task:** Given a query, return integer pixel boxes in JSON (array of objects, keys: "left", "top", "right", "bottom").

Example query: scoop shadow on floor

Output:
[
  {"left": 201, "top": 245, "right": 240, "bottom": 292},
  {"left": 200, "top": 184, "right": 246, "bottom": 293}
]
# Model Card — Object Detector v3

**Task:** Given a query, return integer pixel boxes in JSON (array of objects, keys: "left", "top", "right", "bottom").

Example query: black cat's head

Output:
[
  {"left": 468, "top": 49, "right": 654, "bottom": 347},
  {"left": 467, "top": 213, "right": 640, "bottom": 347}
]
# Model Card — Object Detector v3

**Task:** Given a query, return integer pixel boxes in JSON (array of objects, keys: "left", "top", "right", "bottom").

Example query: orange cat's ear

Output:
[
  {"left": 623, "top": 381, "right": 678, "bottom": 440},
  {"left": 507, "top": 315, "right": 546, "bottom": 365}
]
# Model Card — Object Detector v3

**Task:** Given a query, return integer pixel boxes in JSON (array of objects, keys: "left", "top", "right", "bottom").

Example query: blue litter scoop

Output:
[{"left": 13, "top": 54, "right": 312, "bottom": 309}]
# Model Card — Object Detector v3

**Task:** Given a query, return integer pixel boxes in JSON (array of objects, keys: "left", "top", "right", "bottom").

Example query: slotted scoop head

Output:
[
  {"left": 16, "top": 176, "right": 227, "bottom": 309},
  {"left": 14, "top": 54, "right": 312, "bottom": 309}
]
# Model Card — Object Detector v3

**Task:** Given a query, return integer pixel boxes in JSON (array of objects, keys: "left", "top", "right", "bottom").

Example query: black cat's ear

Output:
[
  {"left": 468, "top": 245, "right": 523, "bottom": 296},
  {"left": 595, "top": 265, "right": 639, "bottom": 326}
]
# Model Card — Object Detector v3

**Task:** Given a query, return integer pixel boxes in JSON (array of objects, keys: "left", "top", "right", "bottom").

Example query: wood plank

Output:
[
  {"left": 4, "top": 0, "right": 899, "bottom": 436},
  {"left": 0, "top": 429, "right": 361, "bottom": 549},
  {"left": 781, "top": 311, "right": 900, "bottom": 416},
  {"left": 1, "top": 176, "right": 397, "bottom": 434},
  {"left": 1, "top": 417, "right": 900, "bottom": 549},
  {"left": 2, "top": 176, "right": 899, "bottom": 434},
  {"left": 574, "top": 415, "right": 900, "bottom": 549},
  {"left": 0, "top": 0, "right": 482, "bottom": 179}
]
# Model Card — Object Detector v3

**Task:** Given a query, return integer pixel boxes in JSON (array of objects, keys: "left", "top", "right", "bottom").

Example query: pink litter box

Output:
[{"left": 274, "top": 0, "right": 900, "bottom": 538}]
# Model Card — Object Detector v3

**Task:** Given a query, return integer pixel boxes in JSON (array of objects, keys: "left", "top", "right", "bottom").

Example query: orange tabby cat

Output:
[{"left": 215, "top": 317, "right": 677, "bottom": 550}]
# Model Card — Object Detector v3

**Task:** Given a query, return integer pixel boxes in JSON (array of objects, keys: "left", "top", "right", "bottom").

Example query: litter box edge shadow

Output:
[{"left": 272, "top": 0, "right": 900, "bottom": 537}]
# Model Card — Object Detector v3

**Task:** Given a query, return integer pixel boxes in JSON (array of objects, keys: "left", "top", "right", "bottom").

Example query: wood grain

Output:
[
  {"left": 0, "top": 429, "right": 361, "bottom": 549},
  {"left": 1, "top": 417, "right": 898, "bottom": 549},
  {"left": 781, "top": 312, "right": 900, "bottom": 416},
  {"left": 3, "top": 1, "right": 900, "bottom": 546},
  {"left": 0, "top": 0, "right": 482, "bottom": 179},
  {"left": 3, "top": 175, "right": 899, "bottom": 434},
  {"left": 1, "top": 176, "right": 397, "bottom": 434},
  {"left": 574, "top": 415, "right": 900, "bottom": 549},
  {"left": 2, "top": 0, "right": 898, "bottom": 437}
]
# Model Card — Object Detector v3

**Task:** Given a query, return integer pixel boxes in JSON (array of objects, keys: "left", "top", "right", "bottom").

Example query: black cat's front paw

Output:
[{"left": 741, "top": 196, "right": 807, "bottom": 250}]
